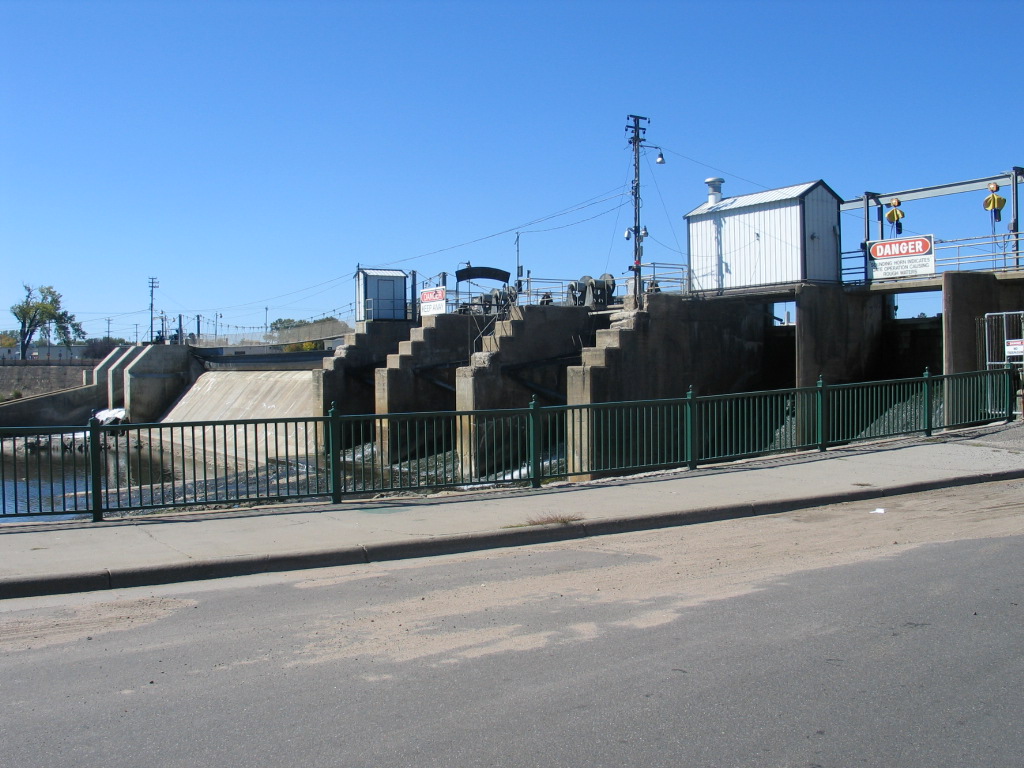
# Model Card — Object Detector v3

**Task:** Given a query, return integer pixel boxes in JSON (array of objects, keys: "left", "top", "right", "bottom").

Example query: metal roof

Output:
[
  {"left": 684, "top": 180, "right": 837, "bottom": 218},
  {"left": 355, "top": 268, "right": 407, "bottom": 278}
]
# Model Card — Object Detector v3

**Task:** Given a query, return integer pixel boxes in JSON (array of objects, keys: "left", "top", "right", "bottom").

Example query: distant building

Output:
[{"left": 0, "top": 345, "right": 92, "bottom": 361}]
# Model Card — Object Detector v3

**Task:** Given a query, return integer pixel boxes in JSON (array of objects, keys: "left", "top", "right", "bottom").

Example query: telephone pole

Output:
[
  {"left": 624, "top": 115, "right": 664, "bottom": 300},
  {"left": 148, "top": 277, "right": 159, "bottom": 343}
]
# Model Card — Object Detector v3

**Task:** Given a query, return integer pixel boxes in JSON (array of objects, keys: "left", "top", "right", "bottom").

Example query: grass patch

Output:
[{"left": 503, "top": 512, "right": 584, "bottom": 528}]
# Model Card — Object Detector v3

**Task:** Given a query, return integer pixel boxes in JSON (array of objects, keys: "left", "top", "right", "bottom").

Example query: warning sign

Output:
[
  {"left": 420, "top": 287, "right": 447, "bottom": 316},
  {"left": 1006, "top": 339, "right": 1024, "bottom": 356},
  {"left": 867, "top": 234, "right": 935, "bottom": 280}
]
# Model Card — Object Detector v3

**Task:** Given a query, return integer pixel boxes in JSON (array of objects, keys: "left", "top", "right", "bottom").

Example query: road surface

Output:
[{"left": 2, "top": 480, "right": 1023, "bottom": 767}]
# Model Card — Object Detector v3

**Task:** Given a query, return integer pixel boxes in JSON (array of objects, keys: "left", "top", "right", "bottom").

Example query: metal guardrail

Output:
[
  {"left": 842, "top": 232, "right": 1024, "bottom": 285},
  {"left": 2, "top": 368, "right": 1017, "bottom": 520}
]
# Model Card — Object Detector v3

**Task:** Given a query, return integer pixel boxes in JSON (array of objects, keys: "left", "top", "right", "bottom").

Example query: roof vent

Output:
[{"left": 705, "top": 177, "right": 724, "bottom": 205}]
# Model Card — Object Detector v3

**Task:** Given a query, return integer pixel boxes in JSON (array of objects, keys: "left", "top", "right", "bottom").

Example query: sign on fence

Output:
[
  {"left": 420, "top": 287, "right": 447, "bottom": 316},
  {"left": 867, "top": 234, "right": 935, "bottom": 280}
]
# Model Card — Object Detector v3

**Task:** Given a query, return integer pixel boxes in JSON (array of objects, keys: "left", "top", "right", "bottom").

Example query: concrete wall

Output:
[
  {"left": 0, "top": 381, "right": 106, "bottom": 427},
  {"left": 455, "top": 304, "right": 599, "bottom": 477},
  {"left": 124, "top": 344, "right": 200, "bottom": 423},
  {"left": 942, "top": 272, "right": 1024, "bottom": 375},
  {"left": 0, "top": 363, "right": 92, "bottom": 400},
  {"left": 376, "top": 314, "right": 476, "bottom": 415},
  {"left": 375, "top": 314, "right": 476, "bottom": 461},
  {"left": 456, "top": 304, "right": 596, "bottom": 411},
  {"left": 794, "top": 284, "right": 888, "bottom": 388},
  {"left": 567, "top": 292, "right": 770, "bottom": 406},
  {"left": 321, "top": 320, "right": 415, "bottom": 417},
  {"left": 0, "top": 349, "right": 137, "bottom": 427},
  {"left": 106, "top": 346, "right": 144, "bottom": 408},
  {"left": 563, "top": 292, "right": 771, "bottom": 480}
]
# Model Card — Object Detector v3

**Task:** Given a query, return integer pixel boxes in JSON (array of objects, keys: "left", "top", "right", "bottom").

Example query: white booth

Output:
[{"left": 355, "top": 268, "right": 408, "bottom": 322}]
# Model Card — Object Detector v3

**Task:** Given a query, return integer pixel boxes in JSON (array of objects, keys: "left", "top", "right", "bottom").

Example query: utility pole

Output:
[
  {"left": 148, "top": 277, "right": 159, "bottom": 343},
  {"left": 105, "top": 317, "right": 112, "bottom": 340},
  {"left": 624, "top": 115, "right": 664, "bottom": 301}
]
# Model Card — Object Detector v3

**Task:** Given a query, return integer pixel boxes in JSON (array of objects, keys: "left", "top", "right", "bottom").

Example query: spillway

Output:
[
  {"left": 163, "top": 370, "right": 320, "bottom": 423},
  {"left": 159, "top": 371, "right": 324, "bottom": 472}
]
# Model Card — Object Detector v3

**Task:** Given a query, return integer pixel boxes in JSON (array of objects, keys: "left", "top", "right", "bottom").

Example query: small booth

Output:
[{"left": 355, "top": 268, "right": 408, "bottom": 322}]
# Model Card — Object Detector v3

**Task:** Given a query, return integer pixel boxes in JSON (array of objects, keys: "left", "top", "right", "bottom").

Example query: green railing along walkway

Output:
[{"left": 2, "top": 368, "right": 1017, "bottom": 521}]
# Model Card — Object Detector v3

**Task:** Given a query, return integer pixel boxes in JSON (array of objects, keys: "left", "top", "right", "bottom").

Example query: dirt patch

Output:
[
  {"left": 0, "top": 597, "right": 196, "bottom": 652},
  {"left": 287, "top": 480, "right": 1024, "bottom": 666}
]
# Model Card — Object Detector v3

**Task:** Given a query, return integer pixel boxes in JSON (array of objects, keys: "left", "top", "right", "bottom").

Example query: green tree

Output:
[
  {"left": 10, "top": 285, "right": 85, "bottom": 359},
  {"left": 84, "top": 336, "right": 129, "bottom": 359},
  {"left": 269, "top": 318, "right": 311, "bottom": 331},
  {"left": 270, "top": 316, "right": 345, "bottom": 332}
]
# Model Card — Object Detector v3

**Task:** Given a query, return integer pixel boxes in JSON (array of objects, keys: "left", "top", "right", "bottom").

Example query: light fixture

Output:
[
  {"left": 624, "top": 229, "right": 632, "bottom": 240},
  {"left": 640, "top": 226, "right": 648, "bottom": 238},
  {"left": 655, "top": 151, "right": 665, "bottom": 164}
]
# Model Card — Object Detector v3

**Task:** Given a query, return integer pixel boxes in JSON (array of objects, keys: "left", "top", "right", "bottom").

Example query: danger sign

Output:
[
  {"left": 867, "top": 235, "right": 935, "bottom": 280},
  {"left": 420, "top": 287, "right": 447, "bottom": 316}
]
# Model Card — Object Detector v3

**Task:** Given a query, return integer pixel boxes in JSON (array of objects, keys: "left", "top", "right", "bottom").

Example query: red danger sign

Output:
[
  {"left": 866, "top": 234, "right": 936, "bottom": 280},
  {"left": 869, "top": 236, "right": 933, "bottom": 259}
]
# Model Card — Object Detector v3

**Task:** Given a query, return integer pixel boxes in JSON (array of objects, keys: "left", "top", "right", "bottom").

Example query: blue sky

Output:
[{"left": 1, "top": 0, "right": 1020, "bottom": 341}]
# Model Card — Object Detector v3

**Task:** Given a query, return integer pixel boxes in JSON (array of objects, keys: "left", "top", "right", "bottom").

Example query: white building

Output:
[
  {"left": 0, "top": 344, "right": 91, "bottom": 361},
  {"left": 685, "top": 178, "right": 842, "bottom": 293}
]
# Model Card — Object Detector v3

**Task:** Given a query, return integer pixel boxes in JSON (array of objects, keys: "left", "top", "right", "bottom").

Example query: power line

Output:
[
  {"left": 658, "top": 147, "right": 771, "bottom": 190},
  {"left": 366, "top": 188, "right": 630, "bottom": 269}
]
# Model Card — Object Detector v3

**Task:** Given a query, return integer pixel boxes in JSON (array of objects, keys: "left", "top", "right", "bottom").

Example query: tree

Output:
[
  {"left": 10, "top": 285, "right": 85, "bottom": 359},
  {"left": 269, "top": 318, "right": 312, "bottom": 332},
  {"left": 270, "top": 316, "right": 348, "bottom": 333},
  {"left": 84, "top": 336, "right": 129, "bottom": 359}
]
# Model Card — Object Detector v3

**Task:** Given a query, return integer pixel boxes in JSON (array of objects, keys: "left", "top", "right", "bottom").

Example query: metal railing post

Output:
[
  {"left": 922, "top": 367, "right": 933, "bottom": 437},
  {"left": 328, "top": 402, "right": 343, "bottom": 503},
  {"left": 528, "top": 396, "right": 542, "bottom": 488},
  {"left": 88, "top": 414, "right": 104, "bottom": 522},
  {"left": 685, "top": 386, "right": 698, "bottom": 470},
  {"left": 816, "top": 375, "right": 829, "bottom": 452},
  {"left": 1006, "top": 363, "right": 1018, "bottom": 423}
]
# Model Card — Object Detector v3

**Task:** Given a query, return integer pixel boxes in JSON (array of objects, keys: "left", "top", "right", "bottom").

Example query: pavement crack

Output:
[{"left": 135, "top": 524, "right": 195, "bottom": 560}]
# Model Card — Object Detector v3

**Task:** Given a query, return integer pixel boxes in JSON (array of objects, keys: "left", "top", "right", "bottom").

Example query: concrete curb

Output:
[{"left": 3, "top": 468, "right": 1023, "bottom": 601}]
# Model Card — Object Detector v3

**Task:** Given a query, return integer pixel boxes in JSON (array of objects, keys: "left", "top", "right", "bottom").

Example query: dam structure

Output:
[{"left": 3, "top": 165, "right": 1022, "bottom": 490}]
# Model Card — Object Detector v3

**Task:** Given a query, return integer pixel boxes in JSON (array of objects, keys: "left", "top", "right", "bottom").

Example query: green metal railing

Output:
[{"left": 2, "top": 367, "right": 1017, "bottom": 521}]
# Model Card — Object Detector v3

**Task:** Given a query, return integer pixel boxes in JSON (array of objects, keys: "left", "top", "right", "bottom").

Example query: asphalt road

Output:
[{"left": 2, "top": 482, "right": 1022, "bottom": 768}]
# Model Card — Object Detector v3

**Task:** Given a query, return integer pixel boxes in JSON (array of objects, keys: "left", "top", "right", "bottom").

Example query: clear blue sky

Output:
[{"left": 2, "top": 0, "right": 1020, "bottom": 341}]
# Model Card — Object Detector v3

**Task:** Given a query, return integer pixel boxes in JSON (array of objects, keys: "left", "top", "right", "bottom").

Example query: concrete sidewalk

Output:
[{"left": 2, "top": 422, "right": 1023, "bottom": 600}]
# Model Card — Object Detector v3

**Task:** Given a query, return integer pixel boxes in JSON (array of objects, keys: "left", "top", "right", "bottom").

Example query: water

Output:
[
  {"left": 3, "top": 434, "right": 558, "bottom": 518},
  {"left": 1, "top": 435, "right": 174, "bottom": 518}
]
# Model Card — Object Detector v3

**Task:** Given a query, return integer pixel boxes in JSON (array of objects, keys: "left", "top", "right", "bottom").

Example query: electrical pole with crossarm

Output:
[{"left": 624, "top": 114, "right": 664, "bottom": 301}]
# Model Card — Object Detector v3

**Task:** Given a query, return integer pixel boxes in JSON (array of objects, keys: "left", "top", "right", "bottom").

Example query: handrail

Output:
[{"left": 2, "top": 367, "right": 1017, "bottom": 520}]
